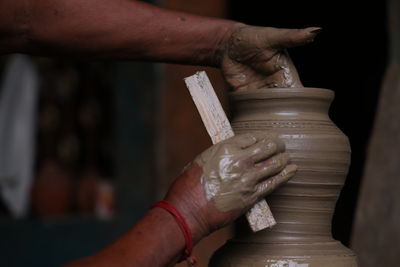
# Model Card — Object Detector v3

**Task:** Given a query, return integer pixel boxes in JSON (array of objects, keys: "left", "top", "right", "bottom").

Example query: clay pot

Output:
[{"left": 210, "top": 88, "right": 358, "bottom": 266}]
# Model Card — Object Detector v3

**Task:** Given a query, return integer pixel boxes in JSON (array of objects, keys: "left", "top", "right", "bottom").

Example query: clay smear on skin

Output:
[
  {"left": 195, "top": 133, "right": 292, "bottom": 212},
  {"left": 277, "top": 50, "right": 304, "bottom": 88}
]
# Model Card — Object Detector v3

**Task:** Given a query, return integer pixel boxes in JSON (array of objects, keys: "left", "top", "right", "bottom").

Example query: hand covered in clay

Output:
[
  {"left": 217, "top": 24, "right": 321, "bottom": 91},
  {"left": 164, "top": 132, "right": 297, "bottom": 241}
]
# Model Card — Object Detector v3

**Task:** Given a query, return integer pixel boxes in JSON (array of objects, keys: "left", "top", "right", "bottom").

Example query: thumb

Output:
[{"left": 267, "top": 27, "right": 322, "bottom": 49}]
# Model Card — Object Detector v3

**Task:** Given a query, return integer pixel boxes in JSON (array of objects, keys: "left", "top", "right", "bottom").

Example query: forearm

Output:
[
  {"left": 0, "top": 0, "right": 234, "bottom": 66},
  {"left": 63, "top": 133, "right": 296, "bottom": 266},
  {"left": 66, "top": 165, "right": 208, "bottom": 266},
  {"left": 66, "top": 208, "right": 197, "bottom": 267}
]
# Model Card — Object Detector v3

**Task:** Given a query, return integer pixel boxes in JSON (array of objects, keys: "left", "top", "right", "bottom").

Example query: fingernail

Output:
[{"left": 310, "top": 28, "right": 322, "bottom": 34}]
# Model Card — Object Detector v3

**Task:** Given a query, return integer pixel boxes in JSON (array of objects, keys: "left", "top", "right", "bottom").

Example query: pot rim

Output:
[{"left": 230, "top": 87, "right": 334, "bottom": 101}]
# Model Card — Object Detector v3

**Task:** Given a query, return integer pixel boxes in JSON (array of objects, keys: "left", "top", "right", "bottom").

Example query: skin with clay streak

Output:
[{"left": 195, "top": 132, "right": 298, "bottom": 212}]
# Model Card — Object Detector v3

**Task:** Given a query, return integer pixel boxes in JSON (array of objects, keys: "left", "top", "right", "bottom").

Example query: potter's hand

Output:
[
  {"left": 217, "top": 24, "right": 321, "bottom": 91},
  {"left": 164, "top": 132, "right": 297, "bottom": 241},
  {"left": 65, "top": 133, "right": 297, "bottom": 267}
]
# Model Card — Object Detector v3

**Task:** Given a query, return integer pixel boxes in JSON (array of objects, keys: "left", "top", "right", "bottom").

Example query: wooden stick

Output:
[{"left": 184, "top": 71, "right": 276, "bottom": 232}]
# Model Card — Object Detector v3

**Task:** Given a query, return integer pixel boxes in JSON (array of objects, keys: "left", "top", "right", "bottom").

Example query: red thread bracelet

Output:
[{"left": 151, "top": 200, "right": 197, "bottom": 266}]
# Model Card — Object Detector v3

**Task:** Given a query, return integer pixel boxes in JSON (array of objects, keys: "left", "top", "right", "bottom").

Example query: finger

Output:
[
  {"left": 252, "top": 50, "right": 303, "bottom": 88},
  {"left": 232, "top": 132, "right": 278, "bottom": 149},
  {"left": 222, "top": 58, "right": 285, "bottom": 91},
  {"left": 270, "top": 50, "right": 304, "bottom": 88},
  {"left": 247, "top": 55, "right": 284, "bottom": 76},
  {"left": 245, "top": 50, "right": 303, "bottom": 87},
  {"left": 250, "top": 131, "right": 280, "bottom": 141},
  {"left": 267, "top": 27, "right": 322, "bottom": 49},
  {"left": 230, "top": 71, "right": 282, "bottom": 91},
  {"left": 251, "top": 152, "right": 290, "bottom": 182},
  {"left": 245, "top": 136, "right": 285, "bottom": 163},
  {"left": 254, "top": 164, "right": 298, "bottom": 198},
  {"left": 229, "top": 133, "right": 258, "bottom": 149}
]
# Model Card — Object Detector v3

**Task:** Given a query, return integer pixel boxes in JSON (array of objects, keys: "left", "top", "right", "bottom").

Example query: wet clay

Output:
[
  {"left": 276, "top": 49, "right": 303, "bottom": 88},
  {"left": 209, "top": 88, "right": 359, "bottom": 266},
  {"left": 195, "top": 132, "right": 297, "bottom": 212}
]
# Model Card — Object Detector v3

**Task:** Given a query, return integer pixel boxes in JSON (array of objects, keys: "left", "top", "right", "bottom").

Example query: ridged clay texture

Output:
[{"left": 209, "top": 88, "right": 359, "bottom": 267}]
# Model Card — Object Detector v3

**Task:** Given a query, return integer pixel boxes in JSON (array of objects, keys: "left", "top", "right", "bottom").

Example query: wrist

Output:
[
  {"left": 213, "top": 22, "right": 247, "bottom": 67},
  {"left": 164, "top": 164, "right": 211, "bottom": 243},
  {"left": 151, "top": 198, "right": 207, "bottom": 266},
  {"left": 151, "top": 201, "right": 197, "bottom": 263},
  {"left": 208, "top": 20, "right": 236, "bottom": 67},
  {"left": 171, "top": 199, "right": 210, "bottom": 243},
  {"left": 139, "top": 207, "right": 187, "bottom": 265}
]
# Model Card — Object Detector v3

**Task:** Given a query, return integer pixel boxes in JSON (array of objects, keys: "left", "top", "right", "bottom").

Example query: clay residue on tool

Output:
[{"left": 195, "top": 132, "right": 297, "bottom": 212}]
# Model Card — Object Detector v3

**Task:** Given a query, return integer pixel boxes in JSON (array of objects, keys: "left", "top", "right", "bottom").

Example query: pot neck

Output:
[{"left": 230, "top": 88, "right": 334, "bottom": 122}]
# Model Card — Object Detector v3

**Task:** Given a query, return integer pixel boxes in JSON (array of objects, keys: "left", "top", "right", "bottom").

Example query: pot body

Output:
[{"left": 210, "top": 88, "right": 358, "bottom": 267}]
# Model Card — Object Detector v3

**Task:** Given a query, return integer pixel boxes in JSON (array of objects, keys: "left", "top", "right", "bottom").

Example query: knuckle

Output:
[
  {"left": 272, "top": 138, "right": 285, "bottom": 150},
  {"left": 265, "top": 141, "right": 277, "bottom": 152}
]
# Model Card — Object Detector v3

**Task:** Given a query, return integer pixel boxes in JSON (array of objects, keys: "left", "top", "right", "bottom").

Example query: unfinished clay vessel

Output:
[{"left": 210, "top": 88, "right": 358, "bottom": 267}]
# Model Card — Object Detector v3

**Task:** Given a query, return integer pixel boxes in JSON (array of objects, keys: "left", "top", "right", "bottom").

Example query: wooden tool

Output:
[{"left": 184, "top": 71, "right": 276, "bottom": 232}]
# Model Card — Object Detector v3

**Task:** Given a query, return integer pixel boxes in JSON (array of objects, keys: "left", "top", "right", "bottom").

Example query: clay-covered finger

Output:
[
  {"left": 257, "top": 50, "right": 303, "bottom": 88},
  {"left": 247, "top": 52, "right": 284, "bottom": 76},
  {"left": 250, "top": 131, "right": 279, "bottom": 141},
  {"left": 229, "top": 133, "right": 258, "bottom": 149},
  {"left": 231, "top": 132, "right": 279, "bottom": 150},
  {"left": 245, "top": 136, "right": 285, "bottom": 163},
  {"left": 254, "top": 164, "right": 298, "bottom": 198},
  {"left": 243, "top": 131, "right": 282, "bottom": 147},
  {"left": 250, "top": 152, "right": 290, "bottom": 182}
]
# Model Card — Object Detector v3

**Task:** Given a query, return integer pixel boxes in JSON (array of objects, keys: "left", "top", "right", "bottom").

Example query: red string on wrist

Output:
[{"left": 151, "top": 200, "right": 197, "bottom": 266}]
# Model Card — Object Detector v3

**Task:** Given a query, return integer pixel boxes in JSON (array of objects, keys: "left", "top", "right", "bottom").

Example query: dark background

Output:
[{"left": 229, "top": 0, "right": 388, "bottom": 245}]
